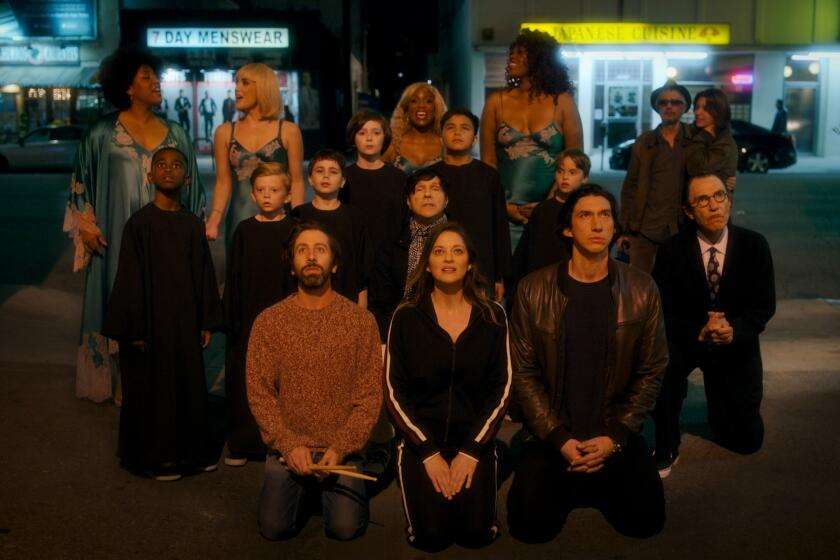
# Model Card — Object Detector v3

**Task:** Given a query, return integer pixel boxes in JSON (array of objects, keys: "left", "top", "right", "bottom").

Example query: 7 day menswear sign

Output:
[{"left": 146, "top": 27, "right": 290, "bottom": 49}]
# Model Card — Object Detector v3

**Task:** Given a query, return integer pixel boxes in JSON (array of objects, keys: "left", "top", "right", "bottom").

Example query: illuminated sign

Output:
[
  {"left": 1, "top": 0, "right": 96, "bottom": 40},
  {"left": 147, "top": 27, "right": 290, "bottom": 49},
  {"left": 730, "top": 73, "right": 754, "bottom": 85},
  {"left": 0, "top": 43, "right": 79, "bottom": 65},
  {"left": 521, "top": 23, "right": 730, "bottom": 45}
]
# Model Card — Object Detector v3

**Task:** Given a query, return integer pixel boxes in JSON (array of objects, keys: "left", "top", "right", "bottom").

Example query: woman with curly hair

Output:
[
  {"left": 480, "top": 29, "right": 583, "bottom": 247},
  {"left": 205, "top": 62, "right": 305, "bottom": 246},
  {"left": 64, "top": 47, "right": 205, "bottom": 403},
  {"left": 383, "top": 82, "right": 447, "bottom": 174}
]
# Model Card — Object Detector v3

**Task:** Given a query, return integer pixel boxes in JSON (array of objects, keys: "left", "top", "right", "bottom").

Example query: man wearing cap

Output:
[{"left": 619, "top": 81, "right": 693, "bottom": 274}]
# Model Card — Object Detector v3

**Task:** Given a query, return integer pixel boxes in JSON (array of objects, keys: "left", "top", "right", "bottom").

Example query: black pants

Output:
[
  {"left": 178, "top": 111, "right": 190, "bottom": 134},
  {"left": 653, "top": 341, "right": 764, "bottom": 456},
  {"left": 396, "top": 441, "right": 498, "bottom": 552},
  {"left": 507, "top": 434, "right": 665, "bottom": 542}
]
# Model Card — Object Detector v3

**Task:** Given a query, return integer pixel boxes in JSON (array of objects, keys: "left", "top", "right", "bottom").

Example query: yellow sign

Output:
[{"left": 521, "top": 23, "right": 730, "bottom": 45}]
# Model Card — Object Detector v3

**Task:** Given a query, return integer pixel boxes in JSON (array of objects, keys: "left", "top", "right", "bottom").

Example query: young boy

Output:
[
  {"left": 102, "top": 147, "right": 224, "bottom": 481},
  {"left": 293, "top": 149, "right": 373, "bottom": 308},
  {"left": 222, "top": 161, "right": 299, "bottom": 466},
  {"left": 512, "top": 148, "right": 590, "bottom": 281},
  {"left": 429, "top": 108, "right": 510, "bottom": 300},
  {"left": 340, "top": 110, "right": 407, "bottom": 257}
]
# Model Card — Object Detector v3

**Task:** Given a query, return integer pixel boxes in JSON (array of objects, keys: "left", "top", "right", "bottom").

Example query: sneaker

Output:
[
  {"left": 224, "top": 456, "right": 248, "bottom": 467},
  {"left": 654, "top": 451, "right": 679, "bottom": 479},
  {"left": 201, "top": 463, "right": 218, "bottom": 473},
  {"left": 148, "top": 471, "right": 182, "bottom": 482}
]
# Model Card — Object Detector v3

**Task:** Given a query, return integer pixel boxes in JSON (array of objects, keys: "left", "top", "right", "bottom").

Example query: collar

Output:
[{"left": 697, "top": 226, "right": 729, "bottom": 256}]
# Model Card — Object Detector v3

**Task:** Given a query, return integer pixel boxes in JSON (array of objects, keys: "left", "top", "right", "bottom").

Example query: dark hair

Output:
[
  {"left": 554, "top": 148, "right": 591, "bottom": 176},
  {"left": 694, "top": 88, "right": 731, "bottom": 130},
  {"left": 650, "top": 80, "right": 692, "bottom": 112},
  {"left": 403, "top": 222, "right": 500, "bottom": 325},
  {"left": 507, "top": 29, "right": 575, "bottom": 99},
  {"left": 440, "top": 107, "right": 480, "bottom": 135},
  {"left": 307, "top": 149, "right": 347, "bottom": 177},
  {"left": 151, "top": 146, "right": 187, "bottom": 165},
  {"left": 99, "top": 48, "right": 163, "bottom": 110},
  {"left": 345, "top": 110, "right": 392, "bottom": 153},
  {"left": 286, "top": 221, "right": 342, "bottom": 270},
  {"left": 404, "top": 168, "right": 450, "bottom": 200},
  {"left": 556, "top": 184, "right": 621, "bottom": 249}
]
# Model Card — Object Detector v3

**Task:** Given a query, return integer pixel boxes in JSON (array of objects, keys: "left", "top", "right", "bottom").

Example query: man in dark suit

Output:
[{"left": 651, "top": 174, "right": 775, "bottom": 477}]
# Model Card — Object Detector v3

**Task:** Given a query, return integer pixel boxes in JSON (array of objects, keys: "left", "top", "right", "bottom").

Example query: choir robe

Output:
[{"left": 103, "top": 203, "right": 223, "bottom": 473}]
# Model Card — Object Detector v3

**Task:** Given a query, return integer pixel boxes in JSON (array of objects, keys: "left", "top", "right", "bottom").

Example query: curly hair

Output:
[
  {"left": 390, "top": 83, "right": 447, "bottom": 156},
  {"left": 507, "top": 29, "right": 575, "bottom": 100},
  {"left": 403, "top": 222, "right": 501, "bottom": 326},
  {"left": 99, "top": 48, "right": 163, "bottom": 111}
]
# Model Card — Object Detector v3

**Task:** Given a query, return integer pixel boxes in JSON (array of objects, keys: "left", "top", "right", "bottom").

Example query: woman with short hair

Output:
[
  {"left": 385, "top": 222, "right": 511, "bottom": 552},
  {"left": 65, "top": 47, "right": 205, "bottom": 403},
  {"left": 206, "top": 62, "right": 305, "bottom": 245}
]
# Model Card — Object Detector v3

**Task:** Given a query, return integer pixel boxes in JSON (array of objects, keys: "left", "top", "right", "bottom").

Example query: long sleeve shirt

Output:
[{"left": 246, "top": 293, "right": 383, "bottom": 460}]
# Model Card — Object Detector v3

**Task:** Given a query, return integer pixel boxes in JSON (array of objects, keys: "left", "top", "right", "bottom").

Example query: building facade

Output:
[{"left": 444, "top": 0, "right": 840, "bottom": 158}]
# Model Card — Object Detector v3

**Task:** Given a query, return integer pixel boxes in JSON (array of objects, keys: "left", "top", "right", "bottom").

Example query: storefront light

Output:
[
  {"left": 664, "top": 51, "right": 708, "bottom": 60},
  {"left": 203, "top": 70, "right": 232, "bottom": 83},
  {"left": 0, "top": 84, "right": 21, "bottom": 94},
  {"left": 665, "top": 66, "right": 678, "bottom": 78},
  {"left": 783, "top": 65, "right": 793, "bottom": 78},
  {"left": 808, "top": 62, "right": 820, "bottom": 75},
  {"left": 162, "top": 68, "right": 187, "bottom": 83},
  {"left": 791, "top": 54, "right": 819, "bottom": 61},
  {"left": 807, "top": 51, "right": 840, "bottom": 59},
  {"left": 730, "top": 73, "right": 754, "bottom": 85}
]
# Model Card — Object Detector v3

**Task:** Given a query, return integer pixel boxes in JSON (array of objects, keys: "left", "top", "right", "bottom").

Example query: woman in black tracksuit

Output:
[{"left": 385, "top": 222, "right": 511, "bottom": 552}]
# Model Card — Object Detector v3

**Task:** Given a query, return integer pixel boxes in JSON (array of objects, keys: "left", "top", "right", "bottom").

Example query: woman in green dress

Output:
[
  {"left": 64, "top": 48, "right": 205, "bottom": 402},
  {"left": 480, "top": 29, "right": 583, "bottom": 248},
  {"left": 205, "top": 62, "right": 305, "bottom": 246}
]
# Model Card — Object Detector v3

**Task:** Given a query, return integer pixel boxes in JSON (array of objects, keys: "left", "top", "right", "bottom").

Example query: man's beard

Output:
[{"left": 297, "top": 264, "right": 331, "bottom": 290}]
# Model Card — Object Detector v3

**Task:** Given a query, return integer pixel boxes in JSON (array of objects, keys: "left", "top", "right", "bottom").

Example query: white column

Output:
[
  {"left": 578, "top": 55, "right": 593, "bottom": 154},
  {"left": 752, "top": 52, "right": 787, "bottom": 129},
  {"left": 816, "top": 56, "right": 840, "bottom": 157},
  {"left": 651, "top": 54, "right": 668, "bottom": 129}
]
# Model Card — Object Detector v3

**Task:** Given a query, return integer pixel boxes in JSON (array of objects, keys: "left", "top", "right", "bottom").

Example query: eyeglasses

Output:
[
  {"left": 690, "top": 189, "right": 728, "bottom": 208},
  {"left": 656, "top": 99, "right": 686, "bottom": 107}
]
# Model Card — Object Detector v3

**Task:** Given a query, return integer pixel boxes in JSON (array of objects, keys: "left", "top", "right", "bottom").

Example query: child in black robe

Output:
[
  {"left": 340, "top": 110, "right": 407, "bottom": 257},
  {"left": 103, "top": 147, "right": 224, "bottom": 481},
  {"left": 293, "top": 149, "right": 373, "bottom": 307},
  {"left": 511, "top": 149, "right": 590, "bottom": 285},
  {"left": 428, "top": 108, "right": 511, "bottom": 301},
  {"left": 222, "top": 162, "right": 298, "bottom": 466}
]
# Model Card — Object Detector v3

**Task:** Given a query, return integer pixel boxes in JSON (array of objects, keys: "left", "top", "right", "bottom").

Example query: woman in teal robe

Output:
[
  {"left": 64, "top": 49, "right": 205, "bottom": 403},
  {"left": 480, "top": 29, "right": 583, "bottom": 249}
]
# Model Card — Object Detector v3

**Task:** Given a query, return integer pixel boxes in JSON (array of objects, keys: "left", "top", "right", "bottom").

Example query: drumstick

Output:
[
  {"left": 321, "top": 469, "right": 377, "bottom": 482},
  {"left": 308, "top": 464, "right": 357, "bottom": 471}
]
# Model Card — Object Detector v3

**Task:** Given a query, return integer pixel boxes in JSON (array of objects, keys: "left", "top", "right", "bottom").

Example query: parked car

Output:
[
  {"left": 609, "top": 119, "right": 797, "bottom": 173},
  {"left": 0, "top": 125, "right": 84, "bottom": 172}
]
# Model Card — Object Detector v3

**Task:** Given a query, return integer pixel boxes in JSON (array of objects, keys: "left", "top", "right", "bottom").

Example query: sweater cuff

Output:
[{"left": 547, "top": 426, "right": 572, "bottom": 453}]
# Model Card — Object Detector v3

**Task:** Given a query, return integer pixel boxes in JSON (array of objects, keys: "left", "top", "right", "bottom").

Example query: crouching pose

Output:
[
  {"left": 507, "top": 185, "right": 668, "bottom": 542},
  {"left": 385, "top": 222, "right": 511, "bottom": 552}
]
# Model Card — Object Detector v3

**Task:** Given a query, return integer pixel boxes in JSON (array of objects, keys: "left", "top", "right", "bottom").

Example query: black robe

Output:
[
  {"left": 512, "top": 197, "right": 569, "bottom": 284},
  {"left": 428, "top": 160, "right": 511, "bottom": 283},
  {"left": 222, "top": 215, "right": 298, "bottom": 455},
  {"left": 292, "top": 202, "right": 373, "bottom": 302},
  {"left": 340, "top": 163, "right": 407, "bottom": 256},
  {"left": 102, "top": 203, "right": 224, "bottom": 473}
]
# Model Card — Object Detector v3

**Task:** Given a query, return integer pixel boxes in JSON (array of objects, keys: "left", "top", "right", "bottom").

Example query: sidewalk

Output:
[{"left": 1, "top": 239, "right": 839, "bottom": 558}]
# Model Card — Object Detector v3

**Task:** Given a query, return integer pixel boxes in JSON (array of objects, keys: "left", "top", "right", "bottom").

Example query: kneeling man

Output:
[
  {"left": 651, "top": 175, "right": 775, "bottom": 476},
  {"left": 508, "top": 185, "right": 668, "bottom": 542},
  {"left": 247, "top": 222, "right": 383, "bottom": 540}
]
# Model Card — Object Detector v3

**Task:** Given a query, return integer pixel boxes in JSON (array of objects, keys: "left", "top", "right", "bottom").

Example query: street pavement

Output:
[{"left": 1, "top": 163, "right": 839, "bottom": 559}]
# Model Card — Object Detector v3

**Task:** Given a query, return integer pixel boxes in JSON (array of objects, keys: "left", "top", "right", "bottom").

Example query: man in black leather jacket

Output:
[{"left": 507, "top": 184, "right": 668, "bottom": 542}]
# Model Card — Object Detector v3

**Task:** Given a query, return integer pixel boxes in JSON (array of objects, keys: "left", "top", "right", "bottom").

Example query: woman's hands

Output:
[{"left": 423, "top": 452, "right": 479, "bottom": 500}]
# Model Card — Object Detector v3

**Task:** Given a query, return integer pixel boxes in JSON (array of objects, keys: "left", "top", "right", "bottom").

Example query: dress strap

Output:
[
  {"left": 277, "top": 118, "right": 284, "bottom": 139},
  {"left": 229, "top": 121, "right": 236, "bottom": 144}
]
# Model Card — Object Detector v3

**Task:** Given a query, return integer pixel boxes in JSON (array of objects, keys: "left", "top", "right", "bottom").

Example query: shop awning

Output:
[{"left": 0, "top": 65, "right": 99, "bottom": 87}]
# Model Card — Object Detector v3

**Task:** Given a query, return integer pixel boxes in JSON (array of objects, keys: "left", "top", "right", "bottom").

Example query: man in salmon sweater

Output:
[{"left": 247, "top": 222, "right": 383, "bottom": 541}]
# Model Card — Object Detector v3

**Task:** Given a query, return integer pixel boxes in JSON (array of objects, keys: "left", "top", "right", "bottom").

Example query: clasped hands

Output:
[
  {"left": 699, "top": 311, "right": 733, "bottom": 345},
  {"left": 284, "top": 446, "right": 342, "bottom": 479},
  {"left": 423, "top": 453, "right": 477, "bottom": 500},
  {"left": 561, "top": 436, "right": 616, "bottom": 474}
]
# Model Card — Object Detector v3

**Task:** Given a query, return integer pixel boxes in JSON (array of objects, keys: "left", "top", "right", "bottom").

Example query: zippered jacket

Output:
[{"left": 385, "top": 296, "right": 512, "bottom": 461}]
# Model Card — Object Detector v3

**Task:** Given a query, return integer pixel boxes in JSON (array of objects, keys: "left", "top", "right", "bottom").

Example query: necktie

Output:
[{"left": 707, "top": 247, "right": 721, "bottom": 304}]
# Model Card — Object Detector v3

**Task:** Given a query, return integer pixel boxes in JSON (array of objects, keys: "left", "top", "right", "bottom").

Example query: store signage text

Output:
[
  {"left": 146, "top": 27, "right": 290, "bottom": 49},
  {"left": 0, "top": 43, "right": 80, "bottom": 65},
  {"left": 521, "top": 23, "right": 730, "bottom": 45}
]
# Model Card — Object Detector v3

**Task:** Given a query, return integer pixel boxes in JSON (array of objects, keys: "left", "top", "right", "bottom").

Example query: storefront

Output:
[{"left": 120, "top": 9, "right": 341, "bottom": 157}]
